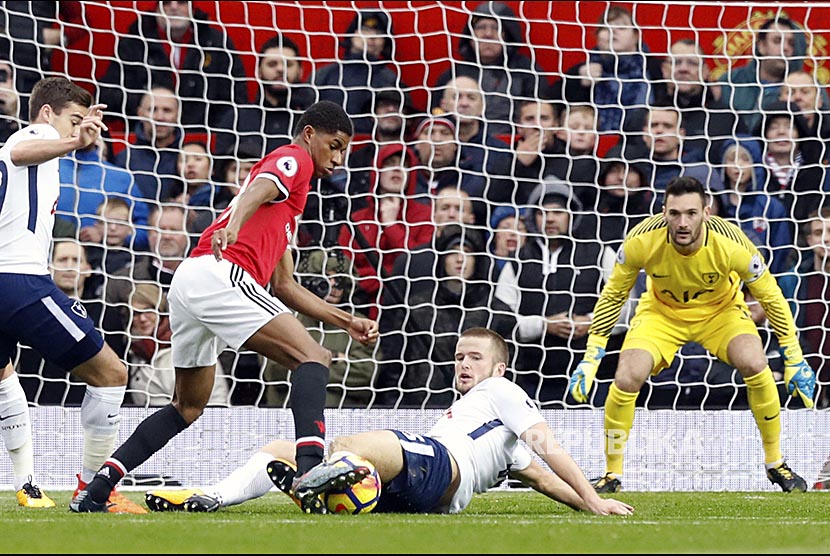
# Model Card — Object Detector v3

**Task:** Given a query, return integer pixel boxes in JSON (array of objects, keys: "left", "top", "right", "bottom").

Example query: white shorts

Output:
[{"left": 168, "top": 255, "right": 288, "bottom": 368}]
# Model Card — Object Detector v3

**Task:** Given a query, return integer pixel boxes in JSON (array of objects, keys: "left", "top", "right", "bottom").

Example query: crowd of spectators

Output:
[{"left": 4, "top": 2, "right": 830, "bottom": 410}]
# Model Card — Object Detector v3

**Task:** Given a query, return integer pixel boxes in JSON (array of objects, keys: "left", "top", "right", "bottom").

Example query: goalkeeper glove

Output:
[
  {"left": 569, "top": 345, "right": 606, "bottom": 403},
  {"left": 779, "top": 345, "right": 816, "bottom": 409}
]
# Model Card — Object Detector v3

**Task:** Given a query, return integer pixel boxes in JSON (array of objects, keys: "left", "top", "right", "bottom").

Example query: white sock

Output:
[
  {"left": 80, "top": 385, "right": 126, "bottom": 483},
  {"left": 765, "top": 459, "right": 783, "bottom": 471},
  {"left": 208, "top": 451, "right": 275, "bottom": 507},
  {"left": 9, "top": 440, "right": 34, "bottom": 492},
  {"left": 0, "top": 373, "right": 34, "bottom": 490}
]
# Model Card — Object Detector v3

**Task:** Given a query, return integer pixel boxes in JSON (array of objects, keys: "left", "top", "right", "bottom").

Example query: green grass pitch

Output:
[{"left": 2, "top": 490, "right": 828, "bottom": 554}]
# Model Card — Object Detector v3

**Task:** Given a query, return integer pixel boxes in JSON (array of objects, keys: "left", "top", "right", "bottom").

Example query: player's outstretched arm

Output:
[
  {"left": 520, "top": 423, "right": 633, "bottom": 516},
  {"left": 11, "top": 104, "right": 108, "bottom": 166},
  {"left": 568, "top": 243, "right": 640, "bottom": 403},
  {"left": 509, "top": 459, "right": 589, "bottom": 511},
  {"left": 746, "top": 271, "right": 816, "bottom": 408},
  {"left": 270, "top": 250, "right": 378, "bottom": 346}
]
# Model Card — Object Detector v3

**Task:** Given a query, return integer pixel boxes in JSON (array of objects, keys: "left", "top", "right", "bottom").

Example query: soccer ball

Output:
[{"left": 323, "top": 451, "right": 381, "bottom": 515}]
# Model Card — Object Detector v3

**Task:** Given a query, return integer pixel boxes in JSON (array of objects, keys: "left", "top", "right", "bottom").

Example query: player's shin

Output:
[
  {"left": 604, "top": 384, "right": 638, "bottom": 476},
  {"left": 85, "top": 403, "right": 189, "bottom": 504},
  {"left": 290, "top": 362, "right": 329, "bottom": 475},
  {"left": 210, "top": 451, "right": 276, "bottom": 507},
  {"left": 80, "top": 385, "right": 126, "bottom": 483},
  {"left": 0, "top": 373, "right": 35, "bottom": 488},
  {"left": 744, "top": 369, "right": 783, "bottom": 465}
]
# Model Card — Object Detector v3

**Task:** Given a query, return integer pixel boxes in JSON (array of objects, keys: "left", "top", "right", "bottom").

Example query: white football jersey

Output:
[
  {"left": 428, "top": 376, "right": 544, "bottom": 513},
  {"left": 0, "top": 124, "right": 61, "bottom": 275}
]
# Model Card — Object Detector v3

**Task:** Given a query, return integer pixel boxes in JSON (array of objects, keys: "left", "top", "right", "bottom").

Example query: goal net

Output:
[{"left": 2, "top": 1, "right": 829, "bottom": 489}]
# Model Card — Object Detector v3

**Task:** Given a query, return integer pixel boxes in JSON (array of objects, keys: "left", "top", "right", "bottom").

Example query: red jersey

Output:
[{"left": 190, "top": 144, "right": 313, "bottom": 286}]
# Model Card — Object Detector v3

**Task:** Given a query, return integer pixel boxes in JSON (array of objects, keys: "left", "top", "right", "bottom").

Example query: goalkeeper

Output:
[{"left": 568, "top": 176, "right": 813, "bottom": 493}]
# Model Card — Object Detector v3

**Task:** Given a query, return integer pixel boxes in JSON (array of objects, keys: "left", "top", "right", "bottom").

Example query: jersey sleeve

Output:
[
  {"left": 509, "top": 445, "right": 535, "bottom": 473},
  {"left": 735, "top": 241, "right": 800, "bottom": 349},
  {"left": 489, "top": 379, "right": 545, "bottom": 436},
  {"left": 587, "top": 230, "right": 645, "bottom": 344},
  {"left": 4, "top": 124, "right": 59, "bottom": 167},
  {"left": 253, "top": 152, "right": 305, "bottom": 203},
  {"left": 712, "top": 218, "right": 799, "bottom": 349}
]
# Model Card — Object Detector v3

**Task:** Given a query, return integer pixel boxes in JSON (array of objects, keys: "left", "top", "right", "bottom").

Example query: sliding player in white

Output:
[
  {"left": 0, "top": 77, "right": 143, "bottom": 512},
  {"left": 147, "top": 327, "right": 633, "bottom": 516}
]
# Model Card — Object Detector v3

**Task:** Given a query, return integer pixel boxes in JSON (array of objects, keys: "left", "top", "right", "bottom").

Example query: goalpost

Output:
[{"left": 5, "top": 1, "right": 829, "bottom": 490}]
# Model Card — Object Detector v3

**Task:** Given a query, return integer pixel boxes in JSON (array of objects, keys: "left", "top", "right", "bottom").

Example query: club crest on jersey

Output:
[
  {"left": 71, "top": 300, "right": 87, "bottom": 319},
  {"left": 615, "top": 246, "right": 625, "bottom": 265},
  {"left": 277, "top": 156, "right": 298, "bottom": 177},
  {"left": 702, "top": 272, "right": 719, "bottom": 285}
]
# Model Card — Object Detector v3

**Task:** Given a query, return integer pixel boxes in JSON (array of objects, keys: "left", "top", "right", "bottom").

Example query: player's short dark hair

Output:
[
  {"left": 665, "top": 176, "right": 707, "bottom": 204},
  {"left": 460, "top": 327, "right": 509, "bottom": 366},
  {"left": 30, "top": 76, "right": 92, "bottom": 119},
  {"left": 294, "top": 100, "right": 353, "bottom": 138}
]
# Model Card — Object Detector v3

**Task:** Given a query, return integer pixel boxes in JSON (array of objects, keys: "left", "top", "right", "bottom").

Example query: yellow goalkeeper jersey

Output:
[{"left": 588, "top": 214, "right": 797, "bottom": 348}]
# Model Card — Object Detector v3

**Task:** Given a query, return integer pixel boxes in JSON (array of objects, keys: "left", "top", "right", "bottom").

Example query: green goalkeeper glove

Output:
[
  {"left": 779, "top": 345, "right": 816, "bottom": 409},
  {"left": 568, "top": 345, "right": 606, "bottom": 403}
]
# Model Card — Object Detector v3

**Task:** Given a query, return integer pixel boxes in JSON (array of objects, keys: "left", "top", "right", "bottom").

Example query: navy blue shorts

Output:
[
  {"left": 0, "top": 273, "right": 104, "bottom": 371},
  {"left": 374, "top": 430, "right": 453, "bottom": 514}
]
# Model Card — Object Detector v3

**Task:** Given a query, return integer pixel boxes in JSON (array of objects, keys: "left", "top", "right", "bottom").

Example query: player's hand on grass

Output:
[
  {"left": 211, "top": 228, "right": 238, "bottom": 261},
  {"left": 587, "top": 497, "right": 634, "bottom": 516},
  {"left": 780, "top": 346, "right": 815, "bottom": 408},
  {"left": 568, "top": 345, "right": 606, "bottom": 403}
]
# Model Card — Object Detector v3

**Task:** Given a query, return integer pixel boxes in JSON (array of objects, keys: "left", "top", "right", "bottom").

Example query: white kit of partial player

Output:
[
  {"left": 0, "top": 124, "right": 61, "bottom": 274},
  {"left": 428, "top": 376, "right": 544, "bottom": 513}
]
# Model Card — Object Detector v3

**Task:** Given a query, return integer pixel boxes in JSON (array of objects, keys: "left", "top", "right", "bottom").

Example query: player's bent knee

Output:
[
  {"left": 300, "top": 343, "right": 331, "bottom": 367},
  {"left": 329, "top": 437, "right": 372, "bottom": 461},
  {"left": 109, "top": 360, "right": 128, "bottom": 386},
  {"left": 729, "top": 355, "right": 768, "bottom": 377},
  {"left": 330, "top": 437, "right": 351, "bottom": 454},
  {"left": 173, "top": 402, "right": 206, "bottom": 425},
  {"left": 97, "top": 358, "right": 128, "bottom": 387},
  {"left": 736, "top": 360, "right": 769, "bottom": 378},
  {"left": 73, "top": 346, "right": 128, "bottom": 387},
  {"left": 614, "top": 371, "right": 647, "bottom": 393},
  {"left": 319, "top": 347, "right": 332, "bottom": 367}
]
